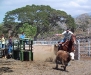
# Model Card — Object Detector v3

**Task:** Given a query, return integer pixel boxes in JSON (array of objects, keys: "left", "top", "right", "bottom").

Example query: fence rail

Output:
[
  {"left": 77, "top": 39, "right": 91, "bottom": 60},
  {"left": 33, "top": 41, "right": 58, "bottom": 45},
  {"left": 33, "top": 40, "right": 91, "bottom": 60},
  {"left": 33, "top": 39, "right": 91, "bottom": 59}
]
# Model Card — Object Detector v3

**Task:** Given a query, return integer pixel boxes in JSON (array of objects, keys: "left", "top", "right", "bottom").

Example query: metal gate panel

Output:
[{"left": 77, "top": 39, "right": 91, "bottom": 60}]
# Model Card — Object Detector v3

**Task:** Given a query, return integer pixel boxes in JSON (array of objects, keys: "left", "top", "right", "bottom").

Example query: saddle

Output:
[{"left": 58, "top": 40, "right": 70, "bottom": 51}]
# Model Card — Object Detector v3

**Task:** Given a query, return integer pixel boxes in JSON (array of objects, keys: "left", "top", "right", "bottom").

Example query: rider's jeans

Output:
[
  {"left": 2, "top": 44, "right": 5, "bottom": 49},
  {"left": 59, "top": 38, "right": 66, "bottom": 43},
  {"left": 8, "top": 45, "right": 12, "bottom": 54}
]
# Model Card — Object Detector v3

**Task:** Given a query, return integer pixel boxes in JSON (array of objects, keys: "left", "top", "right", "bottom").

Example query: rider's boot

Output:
[{"left": 58, "top": 44, "right": 62, "bottom": 50}]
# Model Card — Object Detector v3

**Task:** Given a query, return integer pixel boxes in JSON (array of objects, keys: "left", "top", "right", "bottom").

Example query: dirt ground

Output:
[{"left": 0, "top": 58, "right": 91, "bottom": 75}]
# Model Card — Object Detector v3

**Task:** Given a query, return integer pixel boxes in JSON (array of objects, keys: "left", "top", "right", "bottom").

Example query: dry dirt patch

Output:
[{"left": 0, "top": 58, "right": 91, "bottom": 75}]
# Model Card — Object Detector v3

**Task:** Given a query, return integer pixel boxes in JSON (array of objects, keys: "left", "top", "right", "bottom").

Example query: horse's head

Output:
[
  {"left": 64, "top": 34, "right": 76, "bottom": 52},
  {"left": 71, "top": 34, "right": 76, "bottom": 44}
]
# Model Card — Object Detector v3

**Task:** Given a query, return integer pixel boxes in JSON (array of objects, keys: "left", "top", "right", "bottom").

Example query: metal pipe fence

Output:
[
  {"left": 33, "top": 39, "right": 91, "bottom": 60},
  {"left": 77, "top": 39, "right": 91, "bottom": 60},
  {"left": 33, "top": 41, "right": 58, "bottom": 45}
]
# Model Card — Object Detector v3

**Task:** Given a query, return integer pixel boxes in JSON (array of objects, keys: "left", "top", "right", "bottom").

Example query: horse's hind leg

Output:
[
  {"left": 55, "top": 58, "right": 58, "bottom": 69},
  {"left": 61, "top": 59, "right": 67, "bottom": 71}
]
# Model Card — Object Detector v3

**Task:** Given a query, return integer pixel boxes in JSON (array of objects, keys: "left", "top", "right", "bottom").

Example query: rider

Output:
[
  {"left": 56, "top": 29, "right": 76, "bottom": 60},
  {"left": 56, "top": 28, "right": 74, "bottom": 48}
]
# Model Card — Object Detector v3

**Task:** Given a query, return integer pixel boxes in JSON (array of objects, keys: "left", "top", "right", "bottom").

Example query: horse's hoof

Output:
[
  {"left": 56, "top": 68, "right": 58, "bottom": 70},
  {"left": 54, "top": 67, "right": 58, "bottom": 70},
  {"left": 64, "top": 69, "right": 66, "bottom": 71},
  {"left": 72, "top": 59, "right": 74, "bottom": 61},
  {"left": 61, "top": 65, "right": 64, "bottom": 68}
]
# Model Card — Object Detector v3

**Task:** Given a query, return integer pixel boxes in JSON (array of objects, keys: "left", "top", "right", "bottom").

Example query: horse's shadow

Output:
[{"left": 53, "top": 67, "right": 69, "bottom": 72}]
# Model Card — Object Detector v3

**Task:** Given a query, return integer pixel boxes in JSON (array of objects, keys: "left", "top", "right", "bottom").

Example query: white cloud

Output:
[
  {"left": 0, "top": 0, "right": 91, "bottom": 22},
  {"left": 76, "top": 0, "right": 88, "bottom": 3},
  {"left": 69, "top": 1, "right": 80, "bottom": 7}
]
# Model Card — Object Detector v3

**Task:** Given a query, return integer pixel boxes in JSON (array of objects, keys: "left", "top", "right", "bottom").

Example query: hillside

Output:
[
  {"left": 74, "top": 13, "right": 91, "bottom": 38},
  {"left": 37, "top": 13, "right": 91, "bottom": 41}
]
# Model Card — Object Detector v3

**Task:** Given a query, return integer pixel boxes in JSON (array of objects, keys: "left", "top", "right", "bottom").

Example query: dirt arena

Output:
[{"left": 0, "top": 57, "right": 91, "bottom": 75}]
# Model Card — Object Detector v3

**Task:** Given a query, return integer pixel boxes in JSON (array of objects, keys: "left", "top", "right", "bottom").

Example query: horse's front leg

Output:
[{"left": 64, "top": 61, "right": 68, "bottom": 71}]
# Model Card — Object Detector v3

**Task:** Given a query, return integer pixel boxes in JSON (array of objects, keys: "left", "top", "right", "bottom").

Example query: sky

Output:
[{"left": 0, "top": 0, "right": 91, "bottom": 23}]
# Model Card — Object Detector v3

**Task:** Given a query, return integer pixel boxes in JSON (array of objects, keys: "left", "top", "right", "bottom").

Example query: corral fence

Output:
[
  {"left": 0, "top": 39, "right": 90, "bottom": 60},
  {"left": 33, "top": 39, "right": 91, "bottom": 60},
  {"left": 77, "top": 38, "right": 91, "bottom": 60},
  {"left": 33, "top": 41, "right": 58, "bottom": 45}
]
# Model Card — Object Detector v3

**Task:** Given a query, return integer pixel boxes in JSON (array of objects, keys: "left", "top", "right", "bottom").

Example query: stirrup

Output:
[
  {"left": 62, "top": 44, "right": 64, "bottom": 46},
  {"left": 55, "top": 44, "right": 58, "bottom": 46}
]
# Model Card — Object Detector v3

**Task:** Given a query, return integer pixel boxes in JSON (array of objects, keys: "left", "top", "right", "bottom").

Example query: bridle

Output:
[{"left": 71, "top": 35, "right": 76, "bottom": 44}]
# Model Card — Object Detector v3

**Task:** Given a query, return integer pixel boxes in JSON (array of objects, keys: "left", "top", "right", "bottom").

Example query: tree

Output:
[
  {"left": 3, "top": 4, "right": 76, "bottom": 40},
  {"left": 0, "top": 23, "right": 3, "bottom": 35},
  {"left": 66, "top": 15, "right": 76, "bottom": 32},
  {"left": 18, "top": 23, "right": 37, "bottom": 37}
]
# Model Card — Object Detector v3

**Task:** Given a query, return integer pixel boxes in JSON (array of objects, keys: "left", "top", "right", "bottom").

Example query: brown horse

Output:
[
  {"left": 56, "top": 34, "right": 76, "bottom": 60},
  {"left": 58, "top": 34, "right": 76, "bottom": 52}
]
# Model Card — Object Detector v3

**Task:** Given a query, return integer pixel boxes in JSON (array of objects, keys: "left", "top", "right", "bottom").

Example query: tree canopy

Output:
[{"left": 3, "top": 4, "right": 76, "bottom": 40}]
